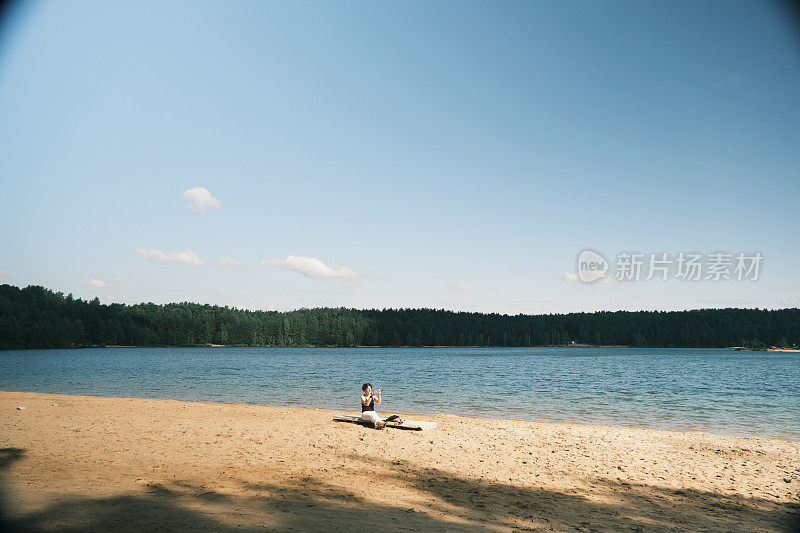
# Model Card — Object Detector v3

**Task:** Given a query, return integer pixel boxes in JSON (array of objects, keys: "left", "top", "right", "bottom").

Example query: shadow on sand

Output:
[{"left": 0, "top": 447, "right": 798, "bottom": 532}]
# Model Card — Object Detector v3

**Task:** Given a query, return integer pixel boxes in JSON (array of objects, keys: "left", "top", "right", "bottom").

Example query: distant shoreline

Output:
[
  {"left": 18, "top": 344, "right": 789, "bottom": 351},
  {"left": 4, "top": 285, "right": 798, "bottom": 352}
]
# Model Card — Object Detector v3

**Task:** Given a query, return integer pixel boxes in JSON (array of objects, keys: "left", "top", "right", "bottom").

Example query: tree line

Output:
[{"left": 0, "top": 284, "right": 797, "bottom": 350}]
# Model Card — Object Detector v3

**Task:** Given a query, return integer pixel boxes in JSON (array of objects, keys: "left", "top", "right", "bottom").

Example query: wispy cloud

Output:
[
  {"left": 218, "top": 257, "right": 244, "bottom": 267},
  {"left": 563, "top": 272, "right": 579, "bottom": 281},
  {"left": 450, "top": 283, "right": 472, "bottom": 291},
  {"left": 113, "top": 276, "right": 122, "bottom": 283},
  {"left": 85, "top": 278, "right": 107, "bottom": 288},
  {"left": 261, "top": 255, "right": 358, "bottom": 279},
  {"left": 134, "top": 248, "right": 205, "bottom": 266},
  {"left": 183, "top": 187, "right": 221, "bottom": 213},
  {"left": 0, "top": 269, "right": 8, "bottom": 277}
]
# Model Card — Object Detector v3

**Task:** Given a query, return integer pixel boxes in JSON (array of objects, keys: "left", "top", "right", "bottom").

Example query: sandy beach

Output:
[{"left": 1, "top": 391, "right": 798, "bottom": 532}]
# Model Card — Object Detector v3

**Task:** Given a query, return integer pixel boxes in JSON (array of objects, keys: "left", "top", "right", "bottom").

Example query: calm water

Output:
[{"left": 1, "top": 347, "right": 798, "bottom": 439}]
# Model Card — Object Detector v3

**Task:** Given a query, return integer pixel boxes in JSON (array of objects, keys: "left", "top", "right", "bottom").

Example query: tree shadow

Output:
[
  {"left": 0, "top": 476, "right": 467, "bottom": 533},
  {"left": 0, "top": 448, "right": 26, "bottom": 470},
  {"left": 1, "top": 484, "right": 262, "bottom": 532},
  {"left": 0, "top": 448, "right": 27, "bottom": 532},
  {"left": 342, "top": 453, "right": 800, "bottom": 533},
  {"left": 0, "top": 446, "right": 798, "bottom": 532}
]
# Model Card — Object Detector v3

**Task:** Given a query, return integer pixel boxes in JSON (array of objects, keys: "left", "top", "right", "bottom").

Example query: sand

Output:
[{"left": 1, "top": 391, "right": 798, "bottom": 532}]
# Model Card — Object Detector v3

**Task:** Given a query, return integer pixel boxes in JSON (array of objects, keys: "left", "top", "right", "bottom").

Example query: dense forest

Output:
[{"left": 0, "top": 284, "right": 798, "bottom": 350}]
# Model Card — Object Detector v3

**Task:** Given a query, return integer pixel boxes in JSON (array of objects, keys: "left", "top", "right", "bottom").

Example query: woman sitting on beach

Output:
[{"left": 361, "top": 382, "right": 403, "bottom": 429}]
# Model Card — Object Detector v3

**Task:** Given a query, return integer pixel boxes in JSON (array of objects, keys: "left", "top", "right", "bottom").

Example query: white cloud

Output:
[
  {"left": 261, "top": 255, "right": 358, "bottom": 279},
  {"left": 564, "top": 272, "right": 579, "bottom": 281},
  {"left": 183, "top": 187, "right": 221, "bottom": 213},
  {"left": 0, "top": 269, "right": 8, "bottom": 277},
  {"left": 219, "top": 257, "right": 244, "bottom": 267},
  {"left": 113, "top": 276, "right": 122, "bottom": 283},
  {"left": 450, "top": 283, "right": 472, "bottom": 291},
  {"left": 134, "top": 248, "right": 205, "bottom": 266},
  {"left": 85, "top": 278, "right": 107, "bottom": 288}
]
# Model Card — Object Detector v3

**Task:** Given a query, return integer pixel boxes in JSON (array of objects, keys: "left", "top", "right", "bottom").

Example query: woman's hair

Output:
[{"left": 362, "top": 382, "right": 372, "bottom": 392}]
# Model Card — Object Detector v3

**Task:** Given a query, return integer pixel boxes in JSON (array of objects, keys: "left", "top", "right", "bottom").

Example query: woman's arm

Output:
[{"left": 361, "top": 391, "right": 381, "bottom": 405}]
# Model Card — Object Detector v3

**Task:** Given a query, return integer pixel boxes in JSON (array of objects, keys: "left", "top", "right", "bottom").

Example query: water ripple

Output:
[{"left": 1, "top": 346, "right": 798, "bottom": 438}]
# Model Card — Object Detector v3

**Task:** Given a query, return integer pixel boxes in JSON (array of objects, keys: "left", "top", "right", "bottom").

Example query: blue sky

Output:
[{"left": 1, "top": 0, "right": 798, "bottom": 314}]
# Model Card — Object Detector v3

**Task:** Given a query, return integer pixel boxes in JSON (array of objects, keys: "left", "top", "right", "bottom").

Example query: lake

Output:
[{"left": 1, "top": 346, "right": 798, "bottom": 439}]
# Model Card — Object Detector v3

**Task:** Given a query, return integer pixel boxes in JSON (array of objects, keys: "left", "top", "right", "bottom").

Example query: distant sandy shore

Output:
[{"left": 1, "top": 391, "right": 798, "bottom": 532}]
